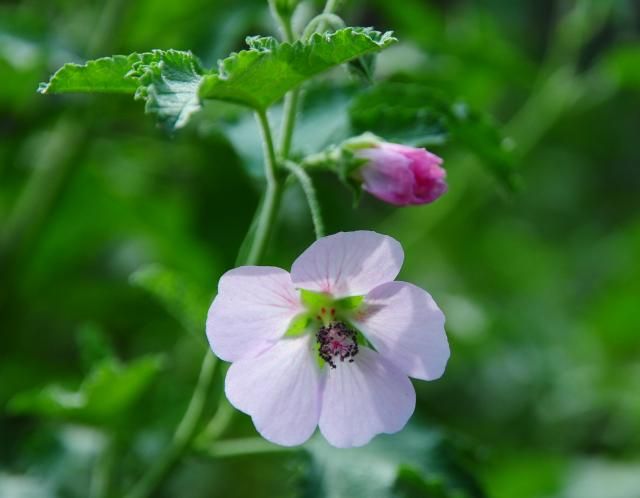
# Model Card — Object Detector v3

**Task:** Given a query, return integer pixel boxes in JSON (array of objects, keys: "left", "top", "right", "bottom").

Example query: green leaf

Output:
[
  {"left": 349, "top": 81, "right": 519, "bottom": 191},
  {"left": 129, "top": 50, "right": 205, "bottom": 130},
  {"left": 199, "top": 27, "right": 397, "bottom": 110},
  {"left": 9, "top": 356, "right": 164, "bottom": 426},
  {"left": 75, "top": 322, "right": 115, "bottom": 369},
  {"left": 38, "top": 50, "right": 205, "bottom": 130},
  {"left": 599, "top": 43, "right": 640, "bottom": 89},
  {"left": 37, "top": 54, "right": 141, "bottom": 94},
  {"left": 301, "top": 426, "right": 485, "bottom": 498},
  {"left": 38, "top": 28, "right": 393, "bottom": 128},
  {"left": 130, "top": 264, "right": 211, "bottom": 337}
]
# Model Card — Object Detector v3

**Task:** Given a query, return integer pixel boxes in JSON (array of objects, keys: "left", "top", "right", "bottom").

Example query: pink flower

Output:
[
  {"left": 206, "top": 231, "right": 449, "bottom": 448},
  {"left": 356, "top": 143, "right": 447, "bottom": 206}
]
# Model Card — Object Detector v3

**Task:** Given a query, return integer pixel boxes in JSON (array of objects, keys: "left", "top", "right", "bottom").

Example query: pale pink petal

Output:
[
  {"left": 357, "top": 147, "right": 415, "bottom": 205},
  {"left": 225, "top": 335, "right": 322, "bottom": 446},
  {"left": 290, "top": 231, "right": 404, "bottom": 298},
  {"left": 206, "top": 266, "right": 303, "bottom": 362},
  {"left": 318, "top": 347, "right": 415, "bottom": 448},
  {"left": 353, "top": 281, "right": 449, "bottom": 381}
]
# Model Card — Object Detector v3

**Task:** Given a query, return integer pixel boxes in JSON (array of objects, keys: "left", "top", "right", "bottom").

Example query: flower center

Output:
[{"left": 316, "top": 321, "right": 359, "bottom": 368}]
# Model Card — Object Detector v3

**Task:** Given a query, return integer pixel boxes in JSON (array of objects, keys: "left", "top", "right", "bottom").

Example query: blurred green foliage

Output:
[{"left": 1, "top": 0, "right": 640, "bottom": 497}]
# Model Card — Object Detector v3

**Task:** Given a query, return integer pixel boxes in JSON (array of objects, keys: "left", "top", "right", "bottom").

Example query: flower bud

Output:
[
  {"left": 268, "top": 0, "right": 301, "bottom": 20},
  {"left": 355, "top": 142, "right": 447, "bottom": 206}
]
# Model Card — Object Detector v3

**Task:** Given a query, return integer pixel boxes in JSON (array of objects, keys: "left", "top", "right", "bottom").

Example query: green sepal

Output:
[
  {"left": 334, "top": 294, "right": 365, "bottom": 311},
  {"left": 299, "top": 288, "right": 365, "bottom": 319},
  {"left": 284, "top": 313, "right": 312, "bottom": 337},
  {"left": 300, "top": 288, "right": 334, "bottom": 310}
]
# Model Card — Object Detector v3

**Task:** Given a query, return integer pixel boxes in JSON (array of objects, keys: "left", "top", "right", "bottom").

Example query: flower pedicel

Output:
[{"left": 206, "top": 231, "right": 449, "bottom": 448}]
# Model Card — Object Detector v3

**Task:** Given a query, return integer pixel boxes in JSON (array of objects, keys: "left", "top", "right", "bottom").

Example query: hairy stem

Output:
[
  {"left": 198, "top": 398, "right": 235, "bottom": 443},
  {"left": 275, "top": 7, "right": 300, "bottom": 160},
  {"left": 268, "top": 0, "right": 295, "bottom": 42},
  {"left": 247, "top": 111, "right": 283, "bottom": 265},
  {"left": 279, "top": 89, "right": 300, "bottom": 159},
  {"left": 126, "top": 110, "right": 284, "bottom": 498},
  {"left": 323, "top": 0, "right": 340, "bottom": 14},
  {"left": 284, "top": 161, "right": 325, "bottom": 239},
  {"left": 301, "top": 13, "right": 345, "bottom": 39},
  {"left": 125, "top": 352, "right": 218, "bottom": 498}
]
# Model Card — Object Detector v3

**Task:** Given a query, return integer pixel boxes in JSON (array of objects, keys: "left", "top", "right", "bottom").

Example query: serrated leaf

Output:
[
  {"left": 37, "top": 54, "right": 141, "bottom": 94},
  {"left": 130, "top": 264, "right": 211, "bottom": 337},
  {"left": 349, "top": 81, "right": 519, "bottom": 191},
  {"left": 301, "top": 426, "right": 485, "bottom": 498},
  {"left": 129, "top": 50, "right": 205, "bottom": 130},
  {"left": 38, "top": 50, "right": 204, "bottom": 130},
  {"left": 9, "top": 356, "right": 164, "bottom": 426},
  {"left": 199, "top": 27, "right": 397, "bottom": 110}
]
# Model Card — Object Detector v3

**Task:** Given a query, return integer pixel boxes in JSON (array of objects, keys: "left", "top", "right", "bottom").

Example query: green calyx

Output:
[{"left": 284, "top": 289, "right": 365, "bottom": 338}]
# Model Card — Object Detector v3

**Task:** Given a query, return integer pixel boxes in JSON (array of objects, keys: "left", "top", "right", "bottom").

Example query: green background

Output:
[{"left": 1, "top": 0, "right": 639, "bottom": 497}]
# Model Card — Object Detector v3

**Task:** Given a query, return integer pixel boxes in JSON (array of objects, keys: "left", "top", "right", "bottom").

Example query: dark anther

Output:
[{"left": 316, "top": 321, "right": 359, "bottom": 369}]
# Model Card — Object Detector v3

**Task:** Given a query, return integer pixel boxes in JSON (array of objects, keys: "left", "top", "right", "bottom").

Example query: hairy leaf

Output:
[
  {"left": 199, "top": 27, "right": 396, "bottom": 110},
  {"left": 38, "top": 28, "right": 393, "bottom": 129},
  {"left": 38, "top": 50, "right": 204, "bottom": 130},
  {"left": 129, "top": 50, "right": 205, "bottom": 129},
  {"left": 37, "top": 54, "right": 141, "bottom": 94}
]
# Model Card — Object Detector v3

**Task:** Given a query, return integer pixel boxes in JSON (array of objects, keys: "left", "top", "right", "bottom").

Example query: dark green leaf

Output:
[
  {"left": 199, "top": 28, "right": 396, "bottom": 110},
  {"left": 75, "top": 322, "right": 115, "bottom": 370},
  {"left": 130, "top": 264, "right": 211, "bottom": 337},
  {"left": 349, "top": 81, "right": 519, "bottom": 191},
  {"left": 9, "top": 356, "right": 164, "bottom": 426},
  {"left": 599, "top": 43, "right": 640, "bottom": 89},
  {"left": 301, "top": 426, "right": 485, "bottom": 498}
]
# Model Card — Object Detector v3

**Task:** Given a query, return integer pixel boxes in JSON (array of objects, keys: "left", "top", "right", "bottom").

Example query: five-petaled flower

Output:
[
  {"left": 356, "top": 142, "right": 447, "bottom": 206},
  {"left": 206, "top": 231, "right": 449, "bottom": 448}
]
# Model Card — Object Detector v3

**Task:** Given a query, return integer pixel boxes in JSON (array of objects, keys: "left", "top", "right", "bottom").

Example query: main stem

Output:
[
  {"left": 278, "top": 0, "right": 340, "bottom": 158},
  {"left": 279, "top": 89, "right": 300, "bottom": 159},
  {"left": 277, "top": 12, "right": 299, "bottom": 159},
  {"left": 323, "top": 0, "right": 340, "bottom": 14},
  {"left": 125, "top": 353, "right": 217, "bottom": 498},
  {"left": 247, "top": 110, "right": 282, "bottom": 265},
  {"left": 125, "top": 110, "right": 283, "bottom": 498}
]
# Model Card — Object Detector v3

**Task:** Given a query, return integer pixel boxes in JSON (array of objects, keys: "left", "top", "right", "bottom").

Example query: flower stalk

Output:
[
  {"left": 125, "top": 109, "right": 285, "bottom": 498},
  {"left": 124, "top": 352, "right": 218, "bottom": 498},
  {"left": 284, "top": 161, "right": 325, "bottom": 240}
]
